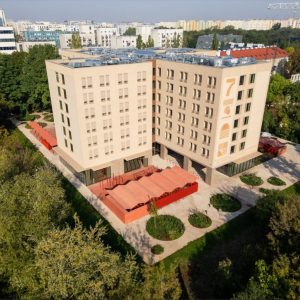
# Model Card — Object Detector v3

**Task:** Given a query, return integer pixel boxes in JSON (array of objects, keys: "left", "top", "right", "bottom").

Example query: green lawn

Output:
[{"left": 163, "top": 182, "right": 300, "bottom": 268}]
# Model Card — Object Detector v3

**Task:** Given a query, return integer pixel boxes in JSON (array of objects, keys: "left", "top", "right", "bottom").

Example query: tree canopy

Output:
[
  {"left": 123, "top": 27, "right": 136, "bottom": 36},
  {"left": 71, "top": 32, "right": 82, "bottom": 49}
]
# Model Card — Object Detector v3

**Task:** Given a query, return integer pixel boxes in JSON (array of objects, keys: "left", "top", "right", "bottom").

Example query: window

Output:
[
  {"left": 58, "top": 86, "right": 61, "bottom": 97},
  {"left": 177, "top": 124, "right": 184, "bottom": 134},
  {"left": 179, "top": 99, "right": 186, "bottom": 109},
  {"left": 190, "top": 130, "right": 198, "bottom": 140},
  {"left": 242, "top": 129, "right": 247, "bottom": 138},
  {"left": 247, "top": 89, "right": 253, "bottom": 98},
  {"left": 61, "top": 74, "right": 65, "bottom": 85},
  {"left": 177, "top": 137, "right": 184, "bottom": 146},
  {"left": 64, "top": 139, "right": 68, "bottom": 148},
  {"left": 194, "top": 74, "right": 202, "bottom": 85},
  {"left": 67, "top": 117, "right": 70, "bottom": 127},
  {"left": 240, "top": 142, "right": 245, "bottom": 150},
  {"left": 59, "top": 100, "right": 63, "bottom": 110},
  {"left": 245, "top": 103, "right": 251, "bottom": 112},
  {"left": 65, "top": 103, "right": 69, "bottom": 113},
  {"left": 192, "top": 117, "right": 199, "bottom": 127},
  {"left": 239, "top": 75, "right": 245, "bottom": 86},
  {"left": 178, "top": 112, "right": 185, "bottom": 122},
  {"left": 234, "top": 119, "right": 239, "bottom": 128},
  {"left": 87, "top": 77, "right": 92, "bottom": 88},
  {"left": 63, "top": 89, "right": 67, "bottom": 99},
  {"left": 82, "top": 77, "right": 86, "bottom": 89},
  {"left": 56, "top": 72, "right": 59, "bottom": 82},
  {"left": 230, "top": 145, "right": 235, "bottom": 154},
  {"left": 244, "top": 116, "right": 249, "bottom": 125},
  {"left": 61, "top": 114, "right": 64, "bottom": 123},
  {"left": 207, "top": 76, "right": 216, "bottom": 87},
  {"left": 100, "top": 75, "right": 105, "bottom": 86},
  {"left": 235, "top": 105, "right": 241, "bottom": 115},
  {"left": 63, "top": 126, "right": 66, "bottom": 135},
  {"left": 237, "top": 91, "right": 243, "bottom": 100},
  {"left": 232, "top": 132, "right": 237, "bottom": 141},
  {"left": 158, "top": 67, "right": 161, "bottom": 77},
  {"left": 69, "top": 130, "right": 72, "bottom": 140},
  {"left": 153, "top": 68, "right": 156, "bottom": 76},
  {"left": 192, "top": 103, "right": 200, "bottom": 114},
  {"left": 250, "top": 74, "right": 255, "bottom": 84},
  {"left": 189, "top": 143, "right": 197, "bottom": 152},
  {"left": 70, "top": 143, "right": 73, "bottom": 152}
]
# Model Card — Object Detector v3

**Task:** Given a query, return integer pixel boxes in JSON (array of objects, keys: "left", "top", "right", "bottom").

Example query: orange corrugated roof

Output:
[
  {"left": 106, "top": 166, "right": 197, "bottom": 211},
  {"left": 220, "top": 47, "right": 288, "bottom": 60},
  {"left": 29, "top": 121, "right": 57, "bottom": 147}
]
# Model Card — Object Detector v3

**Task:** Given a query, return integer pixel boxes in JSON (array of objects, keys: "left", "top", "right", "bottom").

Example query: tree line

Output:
[
  {"left": 0, "top": 45, "right": 59, "bottom": 118},
  {"left": 0, "top": 126, "right": 182, "bottom": 299},
  {"left": 183, "top": 26, "right": 300, "bottom": 49}
]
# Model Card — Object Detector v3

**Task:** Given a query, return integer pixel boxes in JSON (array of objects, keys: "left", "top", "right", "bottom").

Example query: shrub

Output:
[
  {"left": 188, "top": 212, "right": 212, "bottom": 228},
  {"left": 267, "top": 176, "right": 286, "bottom": 186},
  {"left": 210, "top": 194, "right": 241, "bottom": 212},
  {"left": 151, "top": 244, "right": 164, "bottom": 255},
  {"left": 23, "top": 114, "right": 36, "bottom": 121},
  {"left": 240, "top": 173, "right": 264, "bottom": 186},
  {"left": 259, "top": 187, "right": 272, "bottom": 195},
  {"left": 38, "top": 122, "right": 47, "bottom": 128},
  {"left": 44, "top": 114, "right": 54, "bottom": 122},
  {"left": 146, "top": 215, "right": 185, "bottom": 241}
]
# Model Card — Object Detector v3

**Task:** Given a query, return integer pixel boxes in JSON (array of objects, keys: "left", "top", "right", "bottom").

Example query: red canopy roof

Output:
[
  {"left": 220, "top": 47, "right": 288, "bottom": 60},
  {"left": 106, "top": 165, "right": 197, "bottom": 211},
  {"left": 28, "top": 121, "right": 57, "bottom": 147}
]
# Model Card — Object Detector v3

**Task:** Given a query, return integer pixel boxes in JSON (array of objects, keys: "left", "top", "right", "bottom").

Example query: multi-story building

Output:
[
  {"left": 0, "top": 10, "right": 16, "bottom": 54},
  {"left": 111, "top": 35, "right": 137, "bottom": 48},
  {"left": 96, "top": 27, "right": 117, "bottom": 48},
  {"left": 16, "top": 40, "right": 56, "bottom": 52},
  {"left": 46, "top": 49, "right": 272, "bottom": 185},
  {"left": 136, "top": 25, "right": 153, "bottom": 44},
  {"left": 151, "top": 28, "right": 183, "bottom": 48}
]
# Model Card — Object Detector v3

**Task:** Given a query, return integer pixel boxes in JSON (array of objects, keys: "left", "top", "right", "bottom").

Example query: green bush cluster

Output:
[
  {"left": 146, "top": 215, "right": 185, "bottom": 241},
  {"left": 188, "top": 212, "right": 212, "bottom": 228},
  {"left": 210, "top": 194, "right": 241, "bottom": 212},
  {"left": 151, "top": 244, "right": 164, "bottom": 255},
  {"left": 267, "top": 177, "right": 286, "bottom": 186},
  {"left": 240, "top": 173, "right": 264, "bottom": 186}
]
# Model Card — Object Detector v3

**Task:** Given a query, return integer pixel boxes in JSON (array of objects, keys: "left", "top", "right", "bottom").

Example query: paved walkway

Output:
[{"left": 14, "top": 118, "right": 300, "bottom": 264}]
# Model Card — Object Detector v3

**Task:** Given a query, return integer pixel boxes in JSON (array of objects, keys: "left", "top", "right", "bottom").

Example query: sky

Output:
[{"left": 1, "top": 0, "right": 295, "bottom": 23}]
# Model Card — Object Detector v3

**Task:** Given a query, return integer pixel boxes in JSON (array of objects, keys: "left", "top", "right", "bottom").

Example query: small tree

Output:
[
  {"left": 71, "top": 32, "right": 82, "bottom": 49},
  {"left": 171, "top": 33, "right": 181, "bottom": 48},
  {"left": 149, "top": 199, "right": 158, "bottom": 229},
  {"left": 212, "top": 32, "right": 219, "bottom": 50},
  {"left": 136, "top": 35, "right": 144, "bottom": 49},
  {"left": 145, "top": 35, "right": 154, "bottom": 48}
]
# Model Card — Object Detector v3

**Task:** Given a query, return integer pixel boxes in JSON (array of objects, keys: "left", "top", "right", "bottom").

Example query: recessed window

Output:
[
  {"left": 244, "top": 116, "right": 249, "bottom": 125},
  {"left": 240, "top": 142, "right": 245, "bottom": 150},
  {"left": 234, "top": 119, "right": 239, "bottom": 128},
  {"left": 56, "top": 72, "right": 59, "bottom": 83},
  {"left": 235, "top": 105, "right": 241, "bottom": 115},
  {"left": 237, "top": 91, "right": 243, "bottom": 100},
  {"left": 239, "top": 75, "right": 245, "bottom": 86},
  {"left": 242, "top": 129, "right": 247, "bottom": 138},
  {"left": 248, "top": 89, "right": 253, "bottom": 98},
  {"left": 250, "top": 74, "right": 255, "bottom": 84},
  {"left": 245, "top": 103, "right": 251, "bottom": 112},
  {"left": 230, "top": 145, "right": 235, "bottom": 154},
  {"left": 232, "top": 133, "right": 237, "bottom": 141}
]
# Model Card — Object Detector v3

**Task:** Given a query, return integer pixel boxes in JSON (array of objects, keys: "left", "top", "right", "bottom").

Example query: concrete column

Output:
[
  {"left": 111, "top": 159, "right": 124, "bottom": 176},
  {"left": 205, "top": 167, "right": 216, "bottom": 185},
  {"left": 183, "top": 156, "right": 192, "bottom": 172},
  {"left": 144, "top": 150, "right": 152, "bottom": 165},
  {"left": 160, "top": 144, "right": 168, "bottom": 160}
]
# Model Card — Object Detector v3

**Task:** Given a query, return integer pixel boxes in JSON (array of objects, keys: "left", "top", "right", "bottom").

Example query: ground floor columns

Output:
[
  {"left": 183, "top": 156, "right": 192, "bottom": 172},
  {"left": 160, "top": 144, "right": 168, "bottom": 160},
  {"left": 205, "top": 167, "right": 217, "bottom": 185}
]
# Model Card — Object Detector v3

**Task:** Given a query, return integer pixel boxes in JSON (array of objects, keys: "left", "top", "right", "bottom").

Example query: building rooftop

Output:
[
  {"left": 59, "top": 47, "right": 257, "bottom": 69},
  {"left": 220, "top": 46, "right": 288, "bottom": 60}
]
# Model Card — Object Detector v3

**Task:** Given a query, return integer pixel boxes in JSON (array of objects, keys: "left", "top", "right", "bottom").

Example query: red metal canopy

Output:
[{"left": 28, "top": 121, "right": 57, "bottom": 147}]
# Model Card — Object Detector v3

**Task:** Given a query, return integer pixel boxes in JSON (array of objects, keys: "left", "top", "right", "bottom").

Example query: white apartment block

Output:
[
  {"left": 136, "top": 25, "right": 153, "bottom": 44},
  {"left": 79, "top": 24, "right": 96, "bottom": 46},
  {"left": 16, "top": 40, "right": 56, "bottom": 52},
  {"left": 46, "top": 49, "right": 272, "bottom": 185},
  {"left": 0, "top": 26, "right": 16, "bottom": 54},
  {"left": 96, "top": 27, "right": 117, "bottom": 48},
  {"left": 111, "top": 35, "right": 137, "bottom": 49},
  {"left": 59, "top": 33, "right": 73, "bottom": 49},
  {"left": 0, "top": 10, "right": 16, "bottom": 54},
  {"left": 151, "top": 28, "right": 183, "bottom": 48}
]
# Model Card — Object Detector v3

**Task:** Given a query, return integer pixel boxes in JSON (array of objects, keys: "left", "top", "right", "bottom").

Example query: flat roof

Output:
[{"left": 56, "top": 47, "right": 258, "bottom": 69}]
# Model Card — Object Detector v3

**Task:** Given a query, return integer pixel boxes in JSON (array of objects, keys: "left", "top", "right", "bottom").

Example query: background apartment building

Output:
[
  {"left": 46, "top": 59, "right": 153, "bottom": 185},
  {"left": 96, "top": 27, "right": 117, "bottom": 48},
  {"left": 151, "top": 28, "right": 183, "bottom": 48},
  {"left": 0, "top": 9, "right": 16, "bottom": 54},
  {"left": 46, "top": 50, "right": 271, "bottom": 185}
]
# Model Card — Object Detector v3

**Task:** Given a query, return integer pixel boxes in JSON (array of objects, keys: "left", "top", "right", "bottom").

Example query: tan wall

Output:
[
  {"left": 46, "top": 60, "right": 153, "bottom": 174},
  {"left": 154, "top": 60, "right": 272, "bottom": 169}
]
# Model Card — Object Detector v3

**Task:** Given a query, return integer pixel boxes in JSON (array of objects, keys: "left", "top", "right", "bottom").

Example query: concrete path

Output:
[{"left": 14, "top": 118, "right": 300, "bottom": 264}]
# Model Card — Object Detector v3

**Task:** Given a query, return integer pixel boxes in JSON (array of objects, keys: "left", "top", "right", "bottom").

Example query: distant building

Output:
[
  {"left": 151, "top": 28, "right": 183, "bottom": 48},
  {"left": 290, "top": 74, "right": 300, "bottom": 83},
  {"left": 16, "top": 40, "right": 56, "bottom": 52},
  {"left": 111, "top": 35, "right": 137, "bottom": 48},
  {"left": 136, "top": 25, "right": 153, "bottom": 44},
  {"left": 0, "top": 10, "right": 16, "bottom": 54},
  {"left": 24, "top": 30, "right": 65, "bottom": 47},
  {"left": 96, "top": 27, "right": 117, "bottom": 48},
  {"left": 196, "top": 34, "right": 243, "bottom": 50}
]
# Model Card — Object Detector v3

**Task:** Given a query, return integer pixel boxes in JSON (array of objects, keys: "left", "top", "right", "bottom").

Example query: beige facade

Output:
[
  {"left": 153, "top": 60, "right": 271, "bottom": 183},
  {"left": 46, "top": 59, "right": 153, "bottom": 184},
  {"left": 46, "top": 51, "right": 272, "bottom": 185}
]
